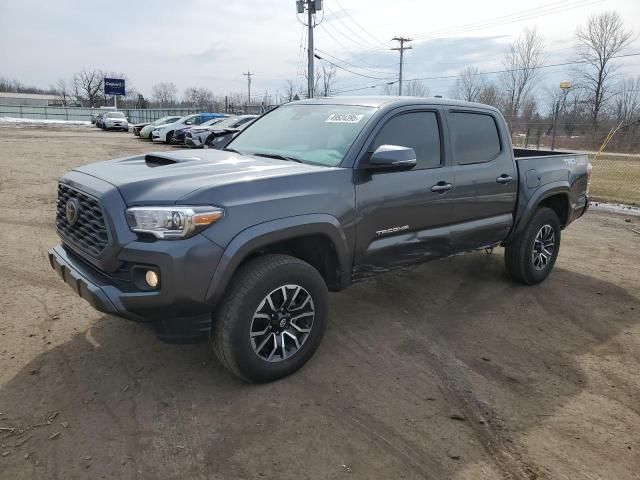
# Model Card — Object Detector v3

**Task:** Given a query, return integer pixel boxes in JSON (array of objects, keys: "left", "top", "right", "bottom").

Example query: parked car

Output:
[
  {"left": 151, "top": 113, "right": 225, "bottom": 143},
  {"left": 101, "top": 112, "right": 129, "bottom": 131},
  {"left": 95, "top": 112, "right": 107, "bottom": 128},
  {"left": 132, "top": 122, "right": 150, "bottom": 136},
  {"left": 185, "top": 115, "right": 257, "bottom": 149},
  {"left": 49, "top": 97, "right": 591, "bottom": 383},
  {"left": 139, "top": 116, "right": 182, "bottom": 140},
  {"left": 171, "top": 117, "right": 226, "bottom": 145}
]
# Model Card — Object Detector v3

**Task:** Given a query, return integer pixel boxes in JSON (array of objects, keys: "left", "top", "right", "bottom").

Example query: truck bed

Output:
[{"left": 510, "top": 148, "right": 590, "bottom": 236}]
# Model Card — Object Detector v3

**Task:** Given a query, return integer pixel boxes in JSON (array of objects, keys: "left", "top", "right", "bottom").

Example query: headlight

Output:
[{"left": 126, "top": 206, "right": 224, "bottom": 239}]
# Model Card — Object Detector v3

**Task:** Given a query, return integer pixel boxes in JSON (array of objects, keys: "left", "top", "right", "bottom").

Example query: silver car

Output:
[{"left": 102, "top": 112, "right": 129, "bottom": 131}]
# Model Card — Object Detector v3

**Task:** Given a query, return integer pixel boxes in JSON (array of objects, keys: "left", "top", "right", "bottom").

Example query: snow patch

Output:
[
  {"left": 590, "top": 202, "right": 640, "bottom": 217},
  {"left": 0, "top": 117, "right": 91, "bottom": 126}
]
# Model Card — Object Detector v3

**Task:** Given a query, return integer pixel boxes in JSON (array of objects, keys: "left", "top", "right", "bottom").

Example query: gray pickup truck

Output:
[{"left": 49, "top": 97, "right": 591, "bottom": 382}]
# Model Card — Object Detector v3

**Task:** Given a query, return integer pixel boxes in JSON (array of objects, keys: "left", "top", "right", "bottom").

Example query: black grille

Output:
[{"left": 56, "top": 184, "right": 109, "bottom": 256}]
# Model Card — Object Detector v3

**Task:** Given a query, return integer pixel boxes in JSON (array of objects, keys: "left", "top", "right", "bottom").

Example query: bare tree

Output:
[
  {"left": 561, "top": 87, "right": 587, "bottom": 137},
  {"left": 54, "top": 79, "right": 71, "bottom": 106},
  {"left": 611, "top": 77, "right": 640, "bottom": 124},
  {"left": 452, "top": 67, "right": 486, "bottom": 102},
  {"left": 73, "top": 69, "right": 105, "bottom": 107},
  {"left": 405, "top": 80, "right": 429, "bottom": 97},
  {"left": 183, "top": 87, "right": 214, "bottom": 108},
  {"left": 574, "top": 11, "right": 635, "bottom": 136},
  {"left": 151, "top": 82, "right": 177, "bottom": 107},
  {"left": 500, "top": 27, "right": 545, "bottom": 128},
  {"left": 477, "top": 83, "right": 502, "bottom": 109},
  {"left": 384, "top": 80, "right": 428, "bottom": 97},
  {"left": 320, "top": 64, "right": 337, "bottom": 97},
  {"left": 284, "top": 80, "right": 296, "bottom": 102},
  {"left": 520, "top": 96, "right": 538, "bottom": 141},
  {"left": 303, "top": 69, "right": 321, "bottom": 98}
]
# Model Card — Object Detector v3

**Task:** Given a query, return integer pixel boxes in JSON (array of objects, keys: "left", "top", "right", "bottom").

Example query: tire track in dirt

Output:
[
  {"left": 329, "top": 324, "right": 545, "bottom": 480},
  {"left": 295, "top": 366, "right": 448, "bottom": 480},
  {"left": 0, "top": 264, "right": 65, "bottom": 291},
  {"left": 0, "top": 217, "right": 54, "bottom": 231}
]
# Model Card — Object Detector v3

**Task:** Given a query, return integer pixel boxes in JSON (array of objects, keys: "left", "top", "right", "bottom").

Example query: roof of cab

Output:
[{"left": 292, "top": 95, "right": 499, "bottom": 112}]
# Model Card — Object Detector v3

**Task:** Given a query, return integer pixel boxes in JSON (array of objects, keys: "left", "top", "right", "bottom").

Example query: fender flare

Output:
[
  {"left": 507, "top": 181, "right": 571, "bottom": 242},
  {"left": 205, "top": 214, "right": 351, "bottom": 307}
]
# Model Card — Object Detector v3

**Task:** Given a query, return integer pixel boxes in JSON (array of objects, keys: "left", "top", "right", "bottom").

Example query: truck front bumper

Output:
[{"left": 49, "top": 235, "right": 223, "bottom": 343}]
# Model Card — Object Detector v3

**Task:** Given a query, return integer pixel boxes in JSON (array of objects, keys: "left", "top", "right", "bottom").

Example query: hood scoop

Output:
[{"left": 144, "top": 153, "right": 202, "bottom": 167}]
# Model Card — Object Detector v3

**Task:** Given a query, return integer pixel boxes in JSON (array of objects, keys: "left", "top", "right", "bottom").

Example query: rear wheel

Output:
[
  {"left": 505, "top": 207, "right": 561, "bottom": 285},
  {"left": 212, "top": 254, "right": 328, "bottom": 383}
]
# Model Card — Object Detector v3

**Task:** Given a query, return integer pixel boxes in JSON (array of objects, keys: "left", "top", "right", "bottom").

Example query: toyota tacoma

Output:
[{"left": 49, "top": 97, "right": 591, "bottom": 382}]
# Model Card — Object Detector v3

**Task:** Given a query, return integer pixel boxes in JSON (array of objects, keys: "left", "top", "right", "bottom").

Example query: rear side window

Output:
[
  {"left": 450, "top": 112, "right": 501, "bottom": 164},
  {"left": 370, "top": 111, "right": 441, "bottom": 169}
]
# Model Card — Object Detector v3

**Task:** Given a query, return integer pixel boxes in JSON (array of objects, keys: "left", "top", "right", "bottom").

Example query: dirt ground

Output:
[{"left": 0, "top": 125, "right": 639, "bottom": 480}]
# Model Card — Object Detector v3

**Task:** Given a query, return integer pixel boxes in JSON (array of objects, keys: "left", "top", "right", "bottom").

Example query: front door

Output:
[{"left": 353, "top": 108, "right": 456, "bottom": 279}]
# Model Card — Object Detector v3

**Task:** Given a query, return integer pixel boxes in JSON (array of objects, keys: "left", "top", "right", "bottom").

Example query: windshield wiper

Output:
[{"left": 251, "top": 152, "right": 304, "bottom": 163}]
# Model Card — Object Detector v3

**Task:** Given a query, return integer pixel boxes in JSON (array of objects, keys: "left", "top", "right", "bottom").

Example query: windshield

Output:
[
  {"left": 153, "top": 116, "right": 179, "bottom": 126},
  {"left": 200, "top": 117, "right": 224, "bottom": 127},
  {"left": 180, "top": 114, "right": 198, "bottom": 124},
  {"left": 107, "top": 112, "right": 125, "bottom": 119},
  {"left": 228, "top": 105, "right": 375, "bottom": 167},
  {"left": 213, "top": 116, "right": 249, "bottom": 129}
]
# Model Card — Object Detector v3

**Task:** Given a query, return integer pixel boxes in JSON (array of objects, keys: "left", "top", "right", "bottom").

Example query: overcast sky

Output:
[{"left": 1, "top": 0, "right": 639, "bottom": 101}]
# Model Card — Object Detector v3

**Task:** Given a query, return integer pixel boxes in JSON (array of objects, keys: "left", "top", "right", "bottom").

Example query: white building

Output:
[{"left": 0, "top": 92, "right": 79, "bottom": 106}]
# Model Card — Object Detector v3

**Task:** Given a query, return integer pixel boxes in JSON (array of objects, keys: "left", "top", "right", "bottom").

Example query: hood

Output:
[{"left": 73, "top": 149, "right": 328, "bottom": 205}]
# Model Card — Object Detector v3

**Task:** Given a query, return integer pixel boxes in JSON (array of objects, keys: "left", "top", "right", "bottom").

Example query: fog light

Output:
[{"left": 145, "top": 270, "right": 159, "bottom": 288}]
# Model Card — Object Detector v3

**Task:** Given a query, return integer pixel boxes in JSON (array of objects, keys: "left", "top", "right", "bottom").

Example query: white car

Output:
[
  {"left": 101, "top": 112, "right": 129, "bottom": 131},
  {"left": 185, "top": 115, "right": 258, "bottom": 148},
  {"left": 151, "top": 114, "right": 219, "bottom": 143}
]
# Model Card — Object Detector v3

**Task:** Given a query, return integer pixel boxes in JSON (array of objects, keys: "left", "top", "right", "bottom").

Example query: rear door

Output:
[
  {"left": 353, "top": 107, "right": 456, "bottom": 277},
  {"left": 446, "top": 109, "right": 517, "bottom": 251}
]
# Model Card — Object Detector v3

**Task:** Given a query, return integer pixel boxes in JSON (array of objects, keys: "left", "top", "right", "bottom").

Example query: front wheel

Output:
[
  {"left": 504, "top": 207, "right": 561, "bottom": 285},
  {"left": 165, "top": 131, "right": 173, "bottom": 144},
  {"left": 212, "top": 254, "right": 328, "bottom": 383}
]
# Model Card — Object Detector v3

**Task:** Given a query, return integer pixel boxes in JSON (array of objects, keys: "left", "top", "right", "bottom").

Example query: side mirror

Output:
[{"left": 366, "top": 145, "right": 417, "bottom": 170}]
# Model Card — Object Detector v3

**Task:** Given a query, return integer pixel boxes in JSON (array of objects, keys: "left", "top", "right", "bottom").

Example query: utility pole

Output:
[
  {"left": 243, "top": 70, "right": 254, "bottom": 108},
  {"left": 391, "top": 37, "right": 412, "bottom": 96},
  {"left": 297, "top": 0, "right": 323, "bottom": 98}
]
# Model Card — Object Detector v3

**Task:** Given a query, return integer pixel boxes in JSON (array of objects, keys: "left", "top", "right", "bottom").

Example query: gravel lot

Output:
[{"left": 0, "top": 125, "right": 639, "bottom": 480}]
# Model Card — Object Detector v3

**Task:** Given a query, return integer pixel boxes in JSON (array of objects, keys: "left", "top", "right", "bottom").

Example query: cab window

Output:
[
  {"left": 450, "top": 112, "right": 501, "bottom": 164},
  {"left": 369, "top": 111, "right": 441, "bottom": 169}
]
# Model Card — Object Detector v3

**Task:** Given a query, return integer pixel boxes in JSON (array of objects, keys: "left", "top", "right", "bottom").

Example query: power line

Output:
[
  {"left": 330, "top": 52, "right": 640, "bottom": 95},
  {"left": 314, "top": 48, "right": 396, "bottom": 76},
  {"left": 409, "top": 0, "right": 598, "bottom": 40},
  {"left": 314, "top": 53, "right": 396, "bottom": 80},
  {"left": 324, "top": 4, "right": 384, "bottom": 51},
  {"left": 318, "top": 15, "right": 390, "bottom": 65},
  {"left": 331, "top": 0, "right": 391, "bottom": 48}
]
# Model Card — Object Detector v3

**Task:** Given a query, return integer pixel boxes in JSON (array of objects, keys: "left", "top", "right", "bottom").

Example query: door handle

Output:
[
  {"left": 431, "top": 181, "right": 453, "bottom": 193},
  {"left": 496, "top": 174, "right": 513, "bottom": 184}
]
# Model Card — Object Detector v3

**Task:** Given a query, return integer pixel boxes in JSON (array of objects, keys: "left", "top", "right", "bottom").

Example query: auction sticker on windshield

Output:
[{"left": 326, "top": 113, "right": 364, "bottom": 123}]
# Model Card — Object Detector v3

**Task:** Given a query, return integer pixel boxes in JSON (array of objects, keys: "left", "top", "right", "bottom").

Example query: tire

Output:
[
  {"left": 212, "top": 254, "right": 328, "bottom": 383},
  {"left": 165, "top": 131, "right": 173, "bottom": 144},
  {"left": 505, "top": 207, "right": 561, "bottom": 285}
]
